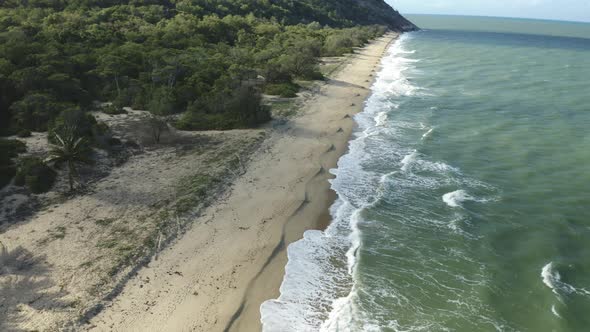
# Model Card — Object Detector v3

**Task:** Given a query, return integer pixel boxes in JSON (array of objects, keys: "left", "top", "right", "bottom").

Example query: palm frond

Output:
[{"left": 54, "top": 133, "right": 66, "bottom": 147}]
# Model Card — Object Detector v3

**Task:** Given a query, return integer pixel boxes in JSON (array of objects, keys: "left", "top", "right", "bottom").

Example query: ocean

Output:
[{"left": 261, "top": 15, "right": 590, "bottom": 331}]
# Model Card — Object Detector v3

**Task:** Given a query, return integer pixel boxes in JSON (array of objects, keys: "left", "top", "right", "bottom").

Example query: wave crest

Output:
[{"left": 542, "top": 262, "right": 590, "bottom": 297}]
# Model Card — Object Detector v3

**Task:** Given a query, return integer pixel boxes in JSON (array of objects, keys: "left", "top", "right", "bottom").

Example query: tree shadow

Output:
[
  {"left": 0, "top": 187, "right": 41, "bottom": 232},
  {"left": 0, "top": 244, "right": 69, "bottom": 331},
  {"left": 328, "top": 79, "right": 367, "bottom": 90}
]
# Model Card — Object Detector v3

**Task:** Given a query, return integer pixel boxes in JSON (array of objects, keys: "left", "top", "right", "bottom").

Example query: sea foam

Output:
[
  {"left": 442, "top": 188, "right": 495, "bottom": 208},
  {"left": 442, "top": 190, "right": 474, "bottom": 208},
  {"left": 261, "top": 34, "right": 418, "bottom": 332},
  {"left": 422, "top": 127, "right": 434, "bottom": 140},
  {"left": 401, "top": 150, "right": 458, "bottom": 174},
  {"left": 541, "top": 262, "right": 590, "bottom": 297},
  {"left": 375, "top": 112, "right": 388, "bottom": 126},
  {"left": 400, "top": 150, "right": 418, "bottom": 172}
]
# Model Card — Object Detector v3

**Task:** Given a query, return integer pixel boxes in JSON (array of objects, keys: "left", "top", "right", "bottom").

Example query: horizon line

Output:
[{"left": 401, "top": 13, "right": 590, "bottom": 24}]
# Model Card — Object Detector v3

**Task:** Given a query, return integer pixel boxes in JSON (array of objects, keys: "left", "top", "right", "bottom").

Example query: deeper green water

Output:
[{"left": 261, "top": 16, "right": 590, "bottom": 331}]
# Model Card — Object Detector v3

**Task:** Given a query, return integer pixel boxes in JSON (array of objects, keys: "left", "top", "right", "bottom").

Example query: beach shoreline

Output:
[{"left": 87, "top": 32, "right": 398, "bottom": 331}]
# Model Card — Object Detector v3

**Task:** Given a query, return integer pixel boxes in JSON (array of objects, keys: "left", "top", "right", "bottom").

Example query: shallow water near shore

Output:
[{"left": 261, "top": 16, "right": 590, "bottom": 331}]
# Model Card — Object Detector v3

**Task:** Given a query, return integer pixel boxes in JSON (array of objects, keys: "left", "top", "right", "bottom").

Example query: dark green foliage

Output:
[
  {"left": 0, "top": 1, "right": 415, "bottom": 134},
  {"left": 165, "top": 0, "right": 416, "bottom": 30},
  {"left": 323, "top": 34, "right": 355, "bottom": 56},
  {"left": 49, "top": 109, "right": 99, "bottom": 143},
  {"left": 17, "top": 129, "right": 32, "bottom": 138},
  {"left": 0, "top": 165, "right": 16, "bottom": 189},
  {"left": 265, "top": 83, "right": 300, "bottom": 98},
  {"left": 148, "top": 87, "right": 175, "bottom": 117},
  {"left": 46, "top": 125, "right": 92, "bottom": 191},
  {"left": 102, "top": 104, "right": 127, "bottom": 115},
  {"left": 107, "top": 137, "right": 122, "bottom": 146},
  {"left": 321, "top": 26, "right": 389, "bottom": 56},
  {"left": 102, "top": 106, "right": 127, "bottom": 115},
  {"left": 0, "top": 139, "right": 26, "bottom": 157},
  {"left": 0, "top": 139, "right": 26, "bottom": 188},
  {"left": 14, "top": 157, "right": 57, "bottom": 194},
  {"left": 9, "top": 93, "right": 63, "bottom": 132},
  {"left": 177, "top": 85, "right": 271, "bottom": 130}
]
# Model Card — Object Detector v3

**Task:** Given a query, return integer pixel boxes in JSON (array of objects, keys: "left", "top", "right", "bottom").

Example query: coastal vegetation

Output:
[
  {"left": 14, "top": 156, "right": 57, "bottom": 194},
  {"left": 0, "top": 139, "right": 26, "bottom": 188},
  {"left": 0, "top": 0, "right": 415, "bottom": 191}
]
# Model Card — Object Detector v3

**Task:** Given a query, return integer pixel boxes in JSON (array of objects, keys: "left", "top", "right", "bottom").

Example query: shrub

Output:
[
  {"left": 265, "top": 83, "right": 300, "bottom": 98},
  {"left": 108, "top": 137, "right": 122, "bottom": 146},
  {"left": 102, "top": 104, "right": 127, "bottom": 115},
  {"left": 263, "top": 62, "right": 292, "bottom": 83},
  {"left": 25, "top": 175, "right": 43, "bottom": 194},
  {"left": 9, "top": 93, "right": 60, "bottom": 132},
  {"left": 113, "top": 91, "right": 131, "bottom": 109},
  {"left": 14, "top": 157, "right": 56, "bottom": 194},
  {"left": 176, "top": 112, "right": 240, "bottom": 131},
  {"left": 0, "top": 139, "right": 26, "bottom": 158},
  {"left": 17, "top": 129, "right": 32, "bottom": 138},
  {"left": 0, "top": 166, "right": 16, "bottom": 188},
  {"left": 49, "top": 109, "right": 104, "bottom": 144},
  {"left": 50, "top": 109, "right": 90, "bottom": 139},
  {"left": 322, "top": 34, "right": 354, "bottom": 56},
  {"left": 94, "top": 122, "right": 110, "bottom": 136},
  {"left": 0, "top": 139, "right": 26, "bottom": 188},
  {"left": 148, "top": 87, "right": 176, "bottom": 116},
  {"left": 259, "top": 38, "right": 321, "bottom": 82},
  {"left": 177, "top": 86, "right": 271, "bottom": 130},
  {"left": 306, "top": 71, "right": 324, "bottom": 81},
  {"left": 148, "top": 116, "right": 169, "bottom": 144},
  {"left": 224, "top": 85, "right": 272, "bottom": 127}
]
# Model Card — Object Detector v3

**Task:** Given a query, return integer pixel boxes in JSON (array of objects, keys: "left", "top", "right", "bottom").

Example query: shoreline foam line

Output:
[{"left": 260, "top": 34, "right": 414, "bottom": 332}]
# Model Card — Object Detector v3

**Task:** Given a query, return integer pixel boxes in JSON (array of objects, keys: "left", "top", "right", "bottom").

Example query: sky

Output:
[{"left": 387, "top": 0, "right": 590, "bottom": 23}]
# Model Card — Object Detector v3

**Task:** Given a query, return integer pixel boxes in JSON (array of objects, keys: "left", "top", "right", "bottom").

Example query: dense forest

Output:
[{"left": 0, "top": 0, "right": 416, "bottom": 189}]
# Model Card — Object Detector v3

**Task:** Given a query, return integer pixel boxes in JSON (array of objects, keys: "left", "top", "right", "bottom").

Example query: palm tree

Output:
[{"left": 45, "top": 125, "right": 91, "bottom": 192}]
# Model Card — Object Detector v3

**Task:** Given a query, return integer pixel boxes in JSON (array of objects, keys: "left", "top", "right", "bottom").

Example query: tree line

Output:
[{"left": 0, "top": 0, "right": 414, "bottom": 191}]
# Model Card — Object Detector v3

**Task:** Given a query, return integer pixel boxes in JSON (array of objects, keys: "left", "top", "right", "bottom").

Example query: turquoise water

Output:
[{"left": 262, "top": 16, "right": 590, "bottom": 331}]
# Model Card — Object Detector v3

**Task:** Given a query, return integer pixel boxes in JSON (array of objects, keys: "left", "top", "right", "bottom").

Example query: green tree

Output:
[
  {"left": 45, "top": 125, "right": 91, "bottom": 192},
  {"left": 147, "top": 87, "right": 174, "bottom": 144},
  {"left": 0, "top": 0, "right": 413, "bottom": 135},
  {"left": 148, "top": 115, "right": 169, "bottom": 144},
  {"left": 10, "top": 93, "right": 59, "bottom": 131}
]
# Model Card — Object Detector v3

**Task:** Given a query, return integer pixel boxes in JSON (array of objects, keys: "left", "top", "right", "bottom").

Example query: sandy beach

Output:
[
  {"left": 87, "top": 33, "right": 398, "bottom": 331},
  {"left": 0, "top": 32, "right": 397, "bottom": 332}
]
